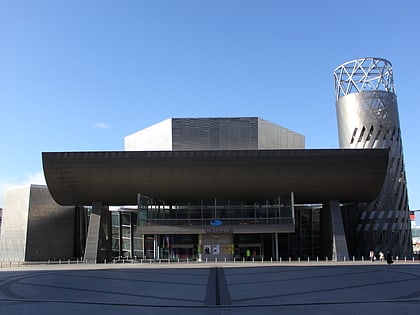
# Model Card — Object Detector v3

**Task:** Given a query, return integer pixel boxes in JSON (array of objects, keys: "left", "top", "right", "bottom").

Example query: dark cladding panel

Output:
[
  {"left": 0, "top": 185, "right": 75, "bottom": 262},
  {"left": 172, "top": 118, "right": 259, "bottom": 150},
  {"left": 43, "top": 149, "right": 389, "bottom": 206},
  {"left": 25, "top": 186, "right": 75, "bottom": 261}
]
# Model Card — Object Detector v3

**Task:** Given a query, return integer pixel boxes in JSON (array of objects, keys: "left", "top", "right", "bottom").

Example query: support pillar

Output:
[
  {"left": 198, "top": 234, "right": 203, "bottom": 262},
  {"left": 275, "top": 233, "right": 279, "bottom": 261},
  {"left": 328, "top": 200, "right": 349, "bottom": 261},
  {"left": 84, "top": 201, "right": 111, "bottom": 263}
]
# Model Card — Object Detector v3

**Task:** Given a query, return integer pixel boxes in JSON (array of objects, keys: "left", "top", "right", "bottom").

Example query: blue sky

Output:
[{"left": 1, "top": 1, "right": 419, "bottom": 219}]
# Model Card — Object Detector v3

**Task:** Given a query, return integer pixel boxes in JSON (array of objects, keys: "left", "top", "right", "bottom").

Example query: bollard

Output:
[
  {"left": 215, "top": 257, "right": 217, "bottom": 263},
  {"left": 405, "top": 257, "right": 407, "bottom": 262},
  {"left": 243, "top": 257, "right": 245, "bottom": 263},
  {"left": 344, "top": 256, "right": 346, "bottom": 262},
  {"left": 234, "top": 257, "right": 236, "bottom": 263},
  {"left": 252, "top": 257, "right": 255, "bottom": 263},
  {"left": 362, "top": 256, "right": 364, "bottom": 261},
  {"left": 298, "top": 257, "right": 300, "bottom": 263},
  {"left": 308, "top": 257, "right": 310, "bottom": 262},
  {"left": 206, "top": 258, "right": 208, "bottom": 263},
  {"left": 178, "top": 258, "right": 180, "bottom": 264},
  {"left": 289, "top": 257, "right": 291, "bottom": 263},
  {"left": 48, "top": 259, "right": 50, "bottom": 265},
  {"left": 68, "top": 259, "right": 70, "bottom": 264},
  {"left": 262, "top": 257, "right": 264, "bottom": 263},
  {"left": 280, "top": 257, "right": 282, "bottom": 263},
  {"left": 317, "top": 257, "right": 319, "bottom": 262},
  {"left": 270, "top": 257, "right": 273, "bottom": 263},
  {"left": 326, "top": 257, "right": 328, "bottom": 262},
  {"left": 353, "top": 256, "right": 355, "bottom": 262},
  {"left": 187, "top": 258, "right": 189, "bottom": 264},
  {"left": 59, "top": 259, "right": 62, "bottom": 264},
  {"left": 225, "top": 257, "right": 227, "bottom": 263}
]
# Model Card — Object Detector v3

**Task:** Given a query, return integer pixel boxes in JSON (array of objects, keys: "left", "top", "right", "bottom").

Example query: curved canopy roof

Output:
[{"left": 42, "top": 149, "right": 389, "bottom": 206}]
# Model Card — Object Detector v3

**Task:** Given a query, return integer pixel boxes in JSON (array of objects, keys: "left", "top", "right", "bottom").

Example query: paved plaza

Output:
[{"left": 1, "top": 261, "right": 420, "bottom": 314}]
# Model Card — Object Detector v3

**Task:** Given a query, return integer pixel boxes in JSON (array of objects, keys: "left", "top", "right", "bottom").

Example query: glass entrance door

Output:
[{"left": 234, "top": 234, "right": 264, "bottom": 260}]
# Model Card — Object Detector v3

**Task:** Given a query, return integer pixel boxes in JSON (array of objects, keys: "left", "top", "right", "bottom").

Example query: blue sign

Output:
[{"left": 210, "top": 219, "right": 223, "bottom": 227}]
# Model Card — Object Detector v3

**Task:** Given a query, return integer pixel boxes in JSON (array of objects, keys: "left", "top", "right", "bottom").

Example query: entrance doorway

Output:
[
  {"left": 144, "top": 234, "right": 198, "bottom": 260},
  {"left": 234, "top": 234, "right": 270, "bottom": 260},
  {"left": 237, "top": 243, "right": 261, "bottom": 260}
]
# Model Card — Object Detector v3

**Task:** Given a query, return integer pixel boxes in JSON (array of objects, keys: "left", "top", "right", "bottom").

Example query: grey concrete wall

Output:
[
  {"left": 0, "top": 186, "right": 31, "bottom": 261},
  {"left": 25, "top": 185, "right": 75, "bottom": 261},
  {"left": 0, "top": 185, "right": 75, "bottom": 262}
]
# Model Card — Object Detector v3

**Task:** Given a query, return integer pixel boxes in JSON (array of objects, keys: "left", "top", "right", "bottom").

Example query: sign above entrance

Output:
[{"left": 204, "top": 226, "right": 231, "bottom": 234}]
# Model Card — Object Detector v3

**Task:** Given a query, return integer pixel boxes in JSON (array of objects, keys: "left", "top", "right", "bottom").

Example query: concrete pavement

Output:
[{"left": 1, "top": 261, "right": 420, "bottom": 314}]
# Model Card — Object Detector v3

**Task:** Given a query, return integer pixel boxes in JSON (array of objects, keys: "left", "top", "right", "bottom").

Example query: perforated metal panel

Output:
[
  {"left": 42, "top": 149, "right": 389, "bottom": 206},
  {"left": 334, "top": 57, "right": 412, "bottom": 257},
  {"left": 123, "top": 117, "right": 304, "bottom": 151}
]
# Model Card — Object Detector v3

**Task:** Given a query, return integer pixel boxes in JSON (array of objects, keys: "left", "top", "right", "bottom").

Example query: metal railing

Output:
[{"left": 2, "top": 255, "right": 419, "bottom": 269}]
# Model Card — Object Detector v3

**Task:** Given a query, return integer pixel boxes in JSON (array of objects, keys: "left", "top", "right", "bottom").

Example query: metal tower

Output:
[{"left": 334, "top": 57, "right": 412, "bottom": 257}]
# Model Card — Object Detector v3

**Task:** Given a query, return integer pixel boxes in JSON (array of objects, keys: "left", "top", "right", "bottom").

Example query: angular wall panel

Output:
[
  {"left": 0, "top": 185, "right": 75, "bottom": 262},
  {"left": 123, "top": 117, "right": 304, "bottom": 151}
]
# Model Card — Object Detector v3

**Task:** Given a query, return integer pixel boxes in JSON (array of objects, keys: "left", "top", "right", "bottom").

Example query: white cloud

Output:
[
  {"left": 92, "top": 122, "right": 110, "bottom": 129},
  {"left": 0, "top": 171, "right": 46, "bottom": 208}
]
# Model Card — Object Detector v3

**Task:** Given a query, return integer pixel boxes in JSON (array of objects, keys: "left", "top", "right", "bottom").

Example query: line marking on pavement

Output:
[{"left": 204, "top": 267, "right": 232, "bottom": 306}]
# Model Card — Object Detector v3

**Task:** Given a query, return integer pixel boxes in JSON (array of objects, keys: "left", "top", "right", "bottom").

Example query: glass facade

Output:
[
  {"left": 74, "top": 206, "right": 90, "bottom": 259},
  {"left": 286, "top": 207, "right": 321, "bottom": 259},
  {"left": 136, "top": 196, "right": 294, "bottom": 227},
  {"left": 112, "top": 211, "right": 145, "bottom": 258},
  {"left": 109, "top": 194, "right": 325, "bottom": 261}
]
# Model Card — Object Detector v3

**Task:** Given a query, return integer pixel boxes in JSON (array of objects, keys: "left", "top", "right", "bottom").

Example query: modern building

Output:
[
  {"left": 40, "top": 117, "right": 389, "bottom": 263},
  {"left": 334, "top": 57, "right": 412, "bottom": 257},
  {"left": 0, "top": 58, "right": 413, "bottom": 263}
]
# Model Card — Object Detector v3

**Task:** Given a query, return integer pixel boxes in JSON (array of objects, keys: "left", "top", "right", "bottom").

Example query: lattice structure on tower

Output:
[
  {"left": 334, "top": 57, "right": 412, "bottom": 257},
  {"left": 334, "top": 57, "right": 395, "bottom": 99}
]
